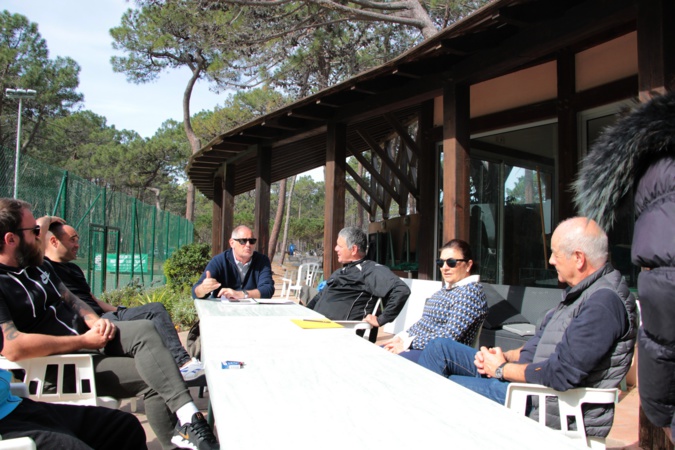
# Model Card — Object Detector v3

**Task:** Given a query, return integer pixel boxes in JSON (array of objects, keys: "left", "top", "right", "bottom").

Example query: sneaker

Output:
[
  {"left": 180, "top": 358, "right": 205, "bottom": 381},
  {"left": 172, "top": 412, "right": 219, "bottom": 450}
]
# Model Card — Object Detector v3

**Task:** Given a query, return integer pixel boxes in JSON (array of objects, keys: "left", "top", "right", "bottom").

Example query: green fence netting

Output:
[{"left": 0, "top": 146, "right": 193, "bottom": 296}]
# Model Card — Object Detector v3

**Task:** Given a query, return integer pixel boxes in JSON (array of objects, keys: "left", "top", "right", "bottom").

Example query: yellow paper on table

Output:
[{"left": 291, "top": 319, "right": 344, "bottom": 329}]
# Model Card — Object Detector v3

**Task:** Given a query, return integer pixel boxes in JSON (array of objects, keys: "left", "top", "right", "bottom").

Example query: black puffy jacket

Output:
[{"left": 573, "top": 92, "right": 675, "bottom": 432}]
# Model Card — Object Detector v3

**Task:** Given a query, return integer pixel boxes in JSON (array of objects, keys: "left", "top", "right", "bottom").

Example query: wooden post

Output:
[
  {"left": 255, "top": 146, "right": 271, "bottom": 256},
  {"left": 557, "top": 50, "right": 578, "bottom": 223},
  {"left": 323, "top": 123, "right": 346, "bottom": 276},
  {"left": 442, "top": 82, "right": 471, "bottom": 244},
  {"left": 222, "top": 163, "right": 235, "bottom": 251},
  {"left": 638, "top": 0, "right": 675, "bottom": 100},
  {"left": 212, "top": 175, "right": 223, "bottom": 256},
  {"left": 417, "top": 100, "right": 436, "bottom": 280}
]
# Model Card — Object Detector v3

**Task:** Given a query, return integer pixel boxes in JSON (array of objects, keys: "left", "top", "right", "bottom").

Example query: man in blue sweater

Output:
[
  {"left": 418, "top": 217, "right": 638, "bottom": 437},
  {"left": 193, "top": 225, "right": 274, "bottom": 300}
]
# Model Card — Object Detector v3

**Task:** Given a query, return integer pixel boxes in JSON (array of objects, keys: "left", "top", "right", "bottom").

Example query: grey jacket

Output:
[{"left": 531, "top": 265, "right": 638, "bottom": 436}]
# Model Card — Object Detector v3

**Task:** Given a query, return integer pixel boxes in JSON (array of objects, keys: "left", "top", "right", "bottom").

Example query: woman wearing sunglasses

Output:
[{"left": 382, "top": 239, "right": 487, "bottom": 362}]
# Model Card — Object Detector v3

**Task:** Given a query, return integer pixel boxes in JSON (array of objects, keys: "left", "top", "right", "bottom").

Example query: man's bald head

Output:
[
  {"left": 549, "top": 217, "right": 608, "bottom": 287},
  {"left": 554, "top": 217, "right": 608, "bottom": 268},
  {"left": 44, "top": 222, "right": 81, "bottom": 263}
]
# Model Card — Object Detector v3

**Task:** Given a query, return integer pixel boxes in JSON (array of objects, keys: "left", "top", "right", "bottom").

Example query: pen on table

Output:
[{"left": 302, "top": 319, "right": 332, "bottom": 323}]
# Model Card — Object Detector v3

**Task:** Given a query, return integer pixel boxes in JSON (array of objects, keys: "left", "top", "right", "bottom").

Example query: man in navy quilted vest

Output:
[{"left": 418, "top": 217, "right": 638, "bottom": 438}]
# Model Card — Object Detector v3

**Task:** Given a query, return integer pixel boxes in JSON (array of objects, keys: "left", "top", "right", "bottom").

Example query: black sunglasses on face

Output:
[
  {"left": 233, "top": 238, "right": 257, "bottom": 245},
  {"left": 14, "top": 225, "right": 41, "bottom": 237},
  {"left": 436, "top": 258, "right": 468, "bottom": 268}
]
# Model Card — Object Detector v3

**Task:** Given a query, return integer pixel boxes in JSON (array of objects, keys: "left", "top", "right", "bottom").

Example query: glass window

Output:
[
  {"left": 469, "top": 122, "right": 557, "bottom": 286},
  {"left": 469, "top": 159, "right": 499, "bottom": 284},
  {"left": 502, "top": 165, "right": 554, "bottom": 286},
  {"left": 581, "top": 103, "right": 638, "bottom": 287}
]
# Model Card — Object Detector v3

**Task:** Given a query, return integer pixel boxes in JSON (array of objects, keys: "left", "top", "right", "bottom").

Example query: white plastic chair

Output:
[
  {"left": 0, "top": 384, "right": 37, "bottom": 450},
  {"left": 0, "top": 354, "right": 119, "bottom": 409},
  {"left": 0, "top": 437, "right": 36, "bottom": 450},
  {"left": 504, "top": 382, "right": 619, "bottom": 449},
  {"left": 282, "top": 263, "right": 320, "bottom": 299},
  {"left": 334, "top": 298, "right": 382, "bottom": 343}
]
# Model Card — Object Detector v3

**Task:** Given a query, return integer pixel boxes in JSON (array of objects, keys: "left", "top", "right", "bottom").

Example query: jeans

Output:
[
  {"left": 418, "top": 338, "right": 509, "bottom": 405},
  {"left": 104, "top": 302, "right": 192, "bottom": 366},
  {"left": 399, "top": 349, "right": 423, "bottom": 363}
]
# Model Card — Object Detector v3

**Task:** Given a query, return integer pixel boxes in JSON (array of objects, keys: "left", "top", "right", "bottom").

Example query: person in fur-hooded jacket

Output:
[{"left": 573, "top": 91, "right": 675, "bottom": 441}]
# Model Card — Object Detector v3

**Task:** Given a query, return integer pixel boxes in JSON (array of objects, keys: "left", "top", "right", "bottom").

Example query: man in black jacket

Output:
[
  {"left": 41, "top": 217, "right": 203, "bottom": 382},
  {"left": 307, "top": 227, "right": 410, "bottom": 328}
]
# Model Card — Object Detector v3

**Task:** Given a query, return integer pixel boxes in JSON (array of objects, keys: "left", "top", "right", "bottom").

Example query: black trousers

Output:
[{"left": 0, "top": 398, "right": 147, "bottom": 449}]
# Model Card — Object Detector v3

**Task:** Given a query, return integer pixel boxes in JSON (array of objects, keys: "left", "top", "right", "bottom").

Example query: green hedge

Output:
[{"left": 163, "top": 243, "right": 211, "bottom": 290}]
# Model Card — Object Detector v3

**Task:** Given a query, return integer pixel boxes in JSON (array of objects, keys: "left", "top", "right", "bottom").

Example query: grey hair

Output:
[
  {"left": 556, "top": 217, "right": 608, "bottom": 267},
  {"left": 231, "top": 225, "right": 252, "bottom": 238},
  {"left": 338, "top": 227, "right": 368, "bottom": 255}
]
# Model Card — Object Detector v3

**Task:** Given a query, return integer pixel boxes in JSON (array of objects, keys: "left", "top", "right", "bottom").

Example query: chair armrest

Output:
[
  {"left": 0, "top": 436, "right": 37, "bottom": 450},
  {"left": 334, "top": 320, "right": 373, "bottom": 330},
  {"left": 9, "top": 383, "right": 28, "bottom": 398},
  {"left": 506, "top": 383, "right": 618, "bottom": 409},
  {"left": 505, "top": 382, "right": 618, "bottom": 444}
]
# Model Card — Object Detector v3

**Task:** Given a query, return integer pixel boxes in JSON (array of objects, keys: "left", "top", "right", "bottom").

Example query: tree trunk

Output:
[
  {"left": 408, "top": 0, "right": 439, "bottom": 39},
  {"left": 280, "top": 175, "right": 296, "bottom": 265},
  {"left": 183, "top": 67, "right": 202, "bottom": 221},
  {"left": 148, "top": 187, "right": 162, "bottom": 211},
  {"left": 268, "top": 178, "right": 287, "bottom": 263}
]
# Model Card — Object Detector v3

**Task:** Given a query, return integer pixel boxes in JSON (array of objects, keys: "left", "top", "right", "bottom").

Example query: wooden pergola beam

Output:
[
  {"left": 345, "top": 165, "right": 386, "bottom": 210},
  {"left": 345, "top": 182, "right": 371, "bottom": 212},
  {"left": 349, "top": 147, "right": 401, "bottom": 205},
  {"left": 356, "top": 128, "right": 419, "bottom": 197}
]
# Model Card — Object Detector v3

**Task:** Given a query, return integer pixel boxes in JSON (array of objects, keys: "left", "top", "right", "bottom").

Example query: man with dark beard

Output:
[{"left": 0, "top": 198, "right": 219, "bottom": 450}]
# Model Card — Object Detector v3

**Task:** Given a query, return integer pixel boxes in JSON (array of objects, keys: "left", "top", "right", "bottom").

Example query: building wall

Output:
[{"left": 432, "top": 32, "right": 638, "bottom": 126}]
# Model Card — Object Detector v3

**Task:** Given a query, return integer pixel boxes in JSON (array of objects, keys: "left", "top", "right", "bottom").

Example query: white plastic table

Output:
[{"left": 195, "top": 299, "right": 580, "bottom": 450}]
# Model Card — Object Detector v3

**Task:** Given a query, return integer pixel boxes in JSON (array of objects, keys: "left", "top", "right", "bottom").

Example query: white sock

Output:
[{"left": 176, "top": 403, "right": 200, "bottom": 425}]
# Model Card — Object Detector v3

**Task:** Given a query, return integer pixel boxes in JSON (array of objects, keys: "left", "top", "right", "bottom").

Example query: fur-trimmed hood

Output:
[{"left": 573, "top": 92, "right": 675, "bottom": 230}]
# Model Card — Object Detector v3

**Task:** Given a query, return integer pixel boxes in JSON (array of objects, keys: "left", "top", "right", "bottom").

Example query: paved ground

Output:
[{"left": 606, "top": 387, "right": 641, "bottom": 450}]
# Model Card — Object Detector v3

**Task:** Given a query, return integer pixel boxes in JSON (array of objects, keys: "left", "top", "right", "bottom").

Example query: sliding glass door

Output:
[{"left": 469, "top": 122, "right": 557, "bottom": 286}]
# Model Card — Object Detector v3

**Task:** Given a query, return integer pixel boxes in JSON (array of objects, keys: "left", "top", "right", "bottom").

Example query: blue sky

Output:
[
  {"left": 4, "top": 0, "right": 324, "bottom": 179},
  {"left": 4, "top": 0, "right": 224, "bottom": 138}
]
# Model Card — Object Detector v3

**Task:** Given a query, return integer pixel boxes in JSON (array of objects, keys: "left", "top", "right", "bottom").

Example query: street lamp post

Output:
[{"left": 5, "top": 88, "right": 37, "bottom": 199}]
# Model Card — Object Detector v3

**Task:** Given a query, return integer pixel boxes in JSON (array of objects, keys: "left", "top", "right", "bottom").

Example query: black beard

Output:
[{"left": 16, "top": 237, "right": 44, "bottom": 268}]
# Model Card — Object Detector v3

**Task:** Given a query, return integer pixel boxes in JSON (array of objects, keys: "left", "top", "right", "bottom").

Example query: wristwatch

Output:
[
  {"left": 242, "top": 290, "right": 249, "bottom": 298},
  {"left": 495, "top": 362, "right": 508, "bottom": 381}
]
